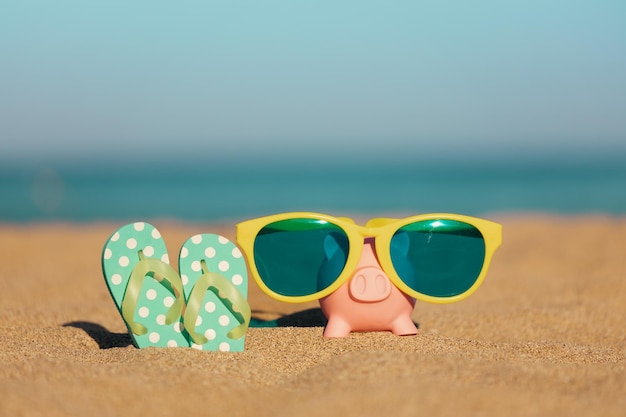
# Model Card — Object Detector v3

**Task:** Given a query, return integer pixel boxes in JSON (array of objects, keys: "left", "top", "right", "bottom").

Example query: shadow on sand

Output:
[
  {"left": 63, "top": 308, "right": 330, "bottom": 349},
  {"left": 63, "top": 321, "right": 133, "bottom": 349}
]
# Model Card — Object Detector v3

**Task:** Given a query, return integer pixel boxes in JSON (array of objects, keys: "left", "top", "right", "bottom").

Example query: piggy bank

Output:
[{"left": 319, "top": 238, "right": 418, "bottom": 338}]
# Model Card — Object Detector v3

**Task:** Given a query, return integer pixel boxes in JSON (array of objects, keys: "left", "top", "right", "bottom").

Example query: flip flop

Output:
[
  {"left": 179, "top": 234, "right": 250, "bottom": 351},
  {"left": 102, "top": 222, "right": 188, "bottom": 348}
]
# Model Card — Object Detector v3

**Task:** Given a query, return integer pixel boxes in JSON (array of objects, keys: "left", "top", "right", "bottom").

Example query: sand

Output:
[{"left": 1, "top": 215, "right": 624, "bottom": 417}]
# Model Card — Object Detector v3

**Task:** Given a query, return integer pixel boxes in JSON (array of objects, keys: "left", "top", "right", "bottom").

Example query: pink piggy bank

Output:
[{"left": 319, "top": 238, "right": 418, "bottom": 338}]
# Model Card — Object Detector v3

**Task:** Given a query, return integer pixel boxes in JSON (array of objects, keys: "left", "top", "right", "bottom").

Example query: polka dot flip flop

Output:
[
  {"left": 102, "top": 222, "right": 188, "bottom": 348},
  {"left": 179, "top": 234, "right": 251, "bottom": 352}
]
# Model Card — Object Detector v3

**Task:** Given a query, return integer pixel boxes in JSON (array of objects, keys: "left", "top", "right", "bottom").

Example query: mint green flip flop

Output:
[
  {"left": 179, "top": 234, "right": 250, "bottom": 352},
  {"left": 102, "top": 222, "right": 188, "bottom": 348}
]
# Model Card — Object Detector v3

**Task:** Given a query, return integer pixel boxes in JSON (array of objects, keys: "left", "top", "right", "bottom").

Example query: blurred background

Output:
[{"left": 1, "top": 1, "right": 625, "bottom": 222}]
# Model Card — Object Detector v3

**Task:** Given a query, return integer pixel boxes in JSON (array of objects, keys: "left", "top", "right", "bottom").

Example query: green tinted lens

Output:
[
  {"left": 253, "top": 219, "right": 349, "bottom": 297},
  {"left": 390, "top": 220, "right": 486, "bottom": 298}
]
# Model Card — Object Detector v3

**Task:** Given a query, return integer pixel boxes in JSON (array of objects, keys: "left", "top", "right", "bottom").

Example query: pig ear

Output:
[
  {"left": 317, "top": 233, "right": 349, "bottom": 291},
  {"left": 323, "top": 232, "right": 345, "bottom": 259},
  {"left": 390, "top": 231, "right": 410, "bottom": 256},
  {"left": 390, "top": 231, "right": 417, "bottom": 287}
]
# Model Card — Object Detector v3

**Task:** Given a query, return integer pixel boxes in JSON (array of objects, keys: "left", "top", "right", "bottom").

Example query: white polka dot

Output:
[
  {"left": 156, "top": 314, "right": 166, "bottom": 325},
  {"left": 191, "top": 260, "right": 202, "bottom": 272},
  {"left": 231, "top": 247, "right": 242, "bottom": 258},
  {"left": 205, "top": 302, "right": 216, "bottom": 313},
  {"left": 146, "top": 289, "right": 157, "bottom": 300},
  {"left": 174, "top": 322, "right": 184, "bottom": 333},
  {"left": 111, "top": 232, "right": 120, "bottom": 242},
  {"left": 218, "top": 261, "right": 230, "bottom": 272},
  {"left": 126, "top": 238, "right": 137, "bottom": 249},
  {"left": 218, "top": 236, "right": 229, "bottom": 244},
  {"left": 219, "top": 315, "right": 230, "bottom": 326},
  {"left": 191, "top": 343, "right": 203, "bottom": 350},
  {"left": 167, "top": 340, "right": 178, "bottom": 348},
  {"left": 134, "top": 222, "right": 145, "bottom": 232},
  {"left": 219, "top": 342, "right": 230, "bottom": 352},
  {"left": 143, "top": 246, "right": 154, "bottom": 257},
  {"left": 111, "top": 274, "right": 122, "bottom": 285},
  {"left": 104, "top": 248, "right": 112, "bottom": 260},
  {"left": 191, "top": 234, "right": 202, "bottom": 244},
  {"left": 205, "top": 247, "right": 216, "bottom": 258},
  {"left": 148, "top": 332, "right": 160, "bottom": 343},
  {"left": 161, "top": 254, "right": 170, "bottom": 264},
  {"left": 181, "top": 274, "right": 189, "bottom": 285},
  {"left": 151, "top": 229, "right": 161, "bottom": 239},
  {"left": 232, "top": 274, "right": 244, "bottom": 286},
  {"left": 118, "top": 256, "right": 129, "bottom": 267},
  {"left": 204, "top": 329, "right": 216, "bottom": 340},
  {"left": 163, "top": 296, "right": 174, "bottom": 307},
  {"left": 195, "top": 316, "right": 203, "bottom": 326},
  {"left": 180, "top": 247, "right": 189, "bottom": 259},
  {"left": 138, "top": 307, "right": 149, "bottom": 318}
]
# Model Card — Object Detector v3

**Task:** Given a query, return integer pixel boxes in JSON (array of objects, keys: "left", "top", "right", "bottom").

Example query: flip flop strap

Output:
[
  {"left": 121, "top": 258, "right": 185, "bottom": 336},
  {"left": 184, "top": 265, "right": 251, "bottom": 345}
]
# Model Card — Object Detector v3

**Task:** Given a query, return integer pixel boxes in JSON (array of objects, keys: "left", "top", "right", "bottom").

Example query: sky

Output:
[{"left": 1, "top": 0, "right": 625, "bottom": 165}]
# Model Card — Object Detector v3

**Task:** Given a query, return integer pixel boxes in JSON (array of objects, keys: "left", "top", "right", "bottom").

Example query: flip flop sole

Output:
[
  {"left": 179, "top": 234, "right": 249, "bottom": 352},
  {"left": 102, "top": 222, "right": 188, "bottom": 348}
]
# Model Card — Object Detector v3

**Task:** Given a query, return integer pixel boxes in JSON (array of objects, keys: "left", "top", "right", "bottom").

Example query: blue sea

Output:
[{"left": 1, "top": 155, "right": 626, "bottom": 222}]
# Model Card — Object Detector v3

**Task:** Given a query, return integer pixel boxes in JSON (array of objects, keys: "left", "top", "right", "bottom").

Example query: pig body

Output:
[{"left": 319, "top": 238, "right": 417, "bottom": 338}]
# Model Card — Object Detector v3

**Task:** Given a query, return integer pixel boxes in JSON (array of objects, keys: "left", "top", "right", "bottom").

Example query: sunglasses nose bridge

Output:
[
  {"left": 347, "top": 225, "right": 391, "bottom": 262},
  {"left": 351, "top": 224, "right": 385, "bottom": 239},
  {"left": 353, "top": 225, "right": 380, "bottom": 242}
]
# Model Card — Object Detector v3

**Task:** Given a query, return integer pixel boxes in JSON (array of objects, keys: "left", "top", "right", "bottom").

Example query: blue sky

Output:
[{"left": 1, "top": 0, "right": 625, "bottom": 164}]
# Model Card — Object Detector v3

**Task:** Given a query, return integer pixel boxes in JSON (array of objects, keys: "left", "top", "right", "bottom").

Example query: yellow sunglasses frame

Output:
[{"left": 236, "top": 212, "right": 502, "bottom": 304}]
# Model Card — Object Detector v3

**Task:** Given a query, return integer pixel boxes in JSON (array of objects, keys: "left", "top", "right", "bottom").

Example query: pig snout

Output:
[
  {"left": 319, "top": 236, "right": 418, "bottom": 337},
  {"left": 349, "top": 267, "right": 392, "bottom": 302}
]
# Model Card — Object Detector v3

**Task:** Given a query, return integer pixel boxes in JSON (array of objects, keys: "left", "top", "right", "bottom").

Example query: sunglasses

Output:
[{"left": 236, "top": 212, "right": 502, "bottom": 304}]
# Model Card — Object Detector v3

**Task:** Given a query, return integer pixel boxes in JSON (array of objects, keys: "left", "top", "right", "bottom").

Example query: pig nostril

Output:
[
  {"left": 375, "top": 275, "right": 388, "bottom": 294},
  {"left": 353, "top": 275, "right": 366, "bottom": 294}
]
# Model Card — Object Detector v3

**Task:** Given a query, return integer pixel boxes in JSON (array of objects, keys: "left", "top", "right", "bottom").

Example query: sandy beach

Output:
[{"left": 1, "top": 215, "right": 624, "bottom": 417}]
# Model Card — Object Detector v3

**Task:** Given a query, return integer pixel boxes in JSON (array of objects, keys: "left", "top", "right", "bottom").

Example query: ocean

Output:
[{"left": 1, "top": 156, "right": 625, "bottom": 222}]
